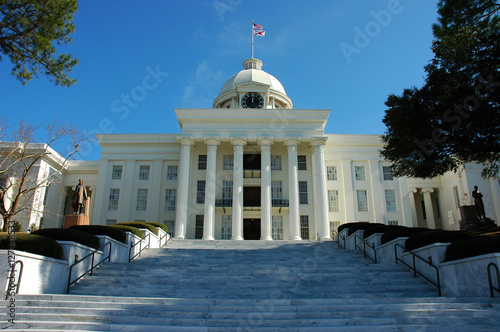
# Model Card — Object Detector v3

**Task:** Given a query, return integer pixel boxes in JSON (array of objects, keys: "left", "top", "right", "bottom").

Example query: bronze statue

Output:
[
  {"left": 472, "top": 185, "right": 486, "bottom": 219},
  {"left": 72, "top": 179, "right": 87, "bottom": 214}
]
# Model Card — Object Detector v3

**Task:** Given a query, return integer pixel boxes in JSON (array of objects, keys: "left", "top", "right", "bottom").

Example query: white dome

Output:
[{"left": 219, "top": 68, "right": 287, "bottom": 96}]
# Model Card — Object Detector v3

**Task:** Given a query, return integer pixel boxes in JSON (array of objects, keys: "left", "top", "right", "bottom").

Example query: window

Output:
[
  {"left": 106, "top": 219, "right": 116, "bottom": 226},
  {"left": 327, "top": 166, "right": 337, "bottom": 181},
  {"left": 299, "top": 181, "right": 308, "bottom": 204},
  {"left": 165, "top": 189, "right": 176, "bottom": 212},
  {"left": 112, "top": 166, "right": 122, "bottom": 180},
  {"left": 330, "top": 221, "right": 340, "bottom": 236},
  {"left": 139, "top": 165, "right": 150, "bottom": 180},
  {"left": 221, "top": 215, "right": 232, "bottom": 239},
  {"left": 300, "top": 215, "right": 309, "bottom": 239},
  {"left": 453, "top": 186, "right": 460, "bottom": 208},
  {"left": 421, "top": 201, "right": 427, "bottom": 220},
  {"left": 385, "top": 190, "right": 397, "bottom": 212},
  {"left": 164, "top": 221, "right": 174, "bottom": 235},
  {"left": 222, "top": 181, "right": 233, "bottom": 204},
  {"left": 383, "top": 166, "right": 394, "bottom": 180},
  {"left": 272, "top": 215, "right": 283, "bottom": 240},
  {"left": 197, "top": 181, "right": 206, "bottom": 204},
  {"left": 223, "top": 155, "right": 234, "bottom": 170},
  {"left": 271, "top": 155, "right": 282, "bottom": 170},
  {"left": 357, "top": 190, "right": 368, "bottom": 212},
  {"left": 271, "top": 181, "right": 283, "bottom": 203},
  {"left": 298, "top": 155, "right": 307, "bottom": 170},
  {"left": 167, "top": 166, "right": 178, "bottom": 180},
  {"left": 328, "top": 190, "right": 339, "bottom": 212},
  {"left": 388, "top": 220, "right": 399, "bottom": 226},
  {"left": 355, "top": 166, "right": 366, "bottom": 181},
  {"left": 198, "top": 155, "right": 207, "bottom": 170},
  {"left": 195, "top": 215, "right": 204, "bottom": 239},
  {"left": 136, "top": 189, "right": 148, "bottom": 211},
  {"left": 108, "top": 189, "right": 120, "bottom": 210}
]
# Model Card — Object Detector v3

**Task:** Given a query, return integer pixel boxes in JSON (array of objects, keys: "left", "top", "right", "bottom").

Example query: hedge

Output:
[
  {"left": 69, "top": 225, "right": 127, "bottom": 244},
  {"left": 445, "top": 236, "right": 500, "bottom": 262},
  {"left": 346, "top": 223, "right": 384, "bottom": 236},
  {"left": 380, "top": 227, "right": 430, "bottom": 245},
  {"left": 116, "top": 222, "right": 158, "bottom": 235},
  {"left": 363, "top": 225, "right": 401, "bottom": 239},
  {"left": 405, "top": 230, "right": 473, "bottom": 251},
  {"left": 0, "top": 233, "right": 64, "bottom": 260},
  {"left": 337, "top": 222, "right": 364, "bottom": 234},
  {"left": 146, "top": 222, "right": 169, "bottom": 233},
  {"left": 33, "top": 228, "right": 100, "bottom": 250},
  {"left": 109, "top": 225, "right": 144, "bottom": 239}
]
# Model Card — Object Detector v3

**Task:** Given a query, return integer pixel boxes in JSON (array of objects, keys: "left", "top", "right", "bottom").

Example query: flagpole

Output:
[{"left": 251, "top": 21, "right": 254, "bottom": 58}]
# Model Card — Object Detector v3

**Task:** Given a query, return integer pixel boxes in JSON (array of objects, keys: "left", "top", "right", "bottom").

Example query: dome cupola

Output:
[{"left": 213, "top": 58, "right": 293, "bottom": 109}]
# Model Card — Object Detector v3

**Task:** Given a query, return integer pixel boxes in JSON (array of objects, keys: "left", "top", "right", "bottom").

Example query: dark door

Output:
[
  {"left": 244, "top": 219, "right": 261, "bottom": 240},
  {"left": 243, "top": 187, "right": 261, "bottom": 207}
]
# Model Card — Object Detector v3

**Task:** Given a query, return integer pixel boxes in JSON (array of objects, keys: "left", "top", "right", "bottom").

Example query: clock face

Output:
[{"left": 241, "top": 92, "right": 264, "bottom": 109}]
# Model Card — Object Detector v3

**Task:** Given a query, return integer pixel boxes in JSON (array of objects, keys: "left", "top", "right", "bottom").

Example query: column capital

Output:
[
  {"left": 177, "top": 136, "right": 194, "bottom": 150},
  {"left": 310, "top": 137, "right": 328, "bottom": 146},
  {"left": 230, "top": 137, "right": 248, "bottom": 146},
  {"left": 257, "top": 136, "right": 274, "bottom": 145},
  {"left": 409, "top": 188, "right": 418, "bottom": 194},
  {"left": 420, "top": 188, "right": 434, "bottom": 194},
  {"left": 284, "top": 137, "right": 301, "bottom": 146},
  {"left": 204, "top": 136, "right": 221, "bottom": 145}
]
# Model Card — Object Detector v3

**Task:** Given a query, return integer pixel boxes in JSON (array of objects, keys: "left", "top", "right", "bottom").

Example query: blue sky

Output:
[{"left": 0, "top": 0, "right": 439, "bottom": 160}]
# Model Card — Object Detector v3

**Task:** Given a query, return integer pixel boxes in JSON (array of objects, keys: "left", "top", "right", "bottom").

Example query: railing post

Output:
[{"left": 90, "top": 252, "right": 95, "bottom": 276}]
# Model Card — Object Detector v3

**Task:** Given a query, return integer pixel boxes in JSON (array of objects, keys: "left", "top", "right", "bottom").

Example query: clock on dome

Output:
[{"left": 241, "top": 92, "right": 264, "bottom": 109}]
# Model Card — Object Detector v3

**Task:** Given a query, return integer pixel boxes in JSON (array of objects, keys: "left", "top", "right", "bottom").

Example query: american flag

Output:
[
  {"left": 253, "top": 23, "right": 265, "bottom": 37},
  {"left": 253, "top": 23, "right": 263, "bottom": 30}
]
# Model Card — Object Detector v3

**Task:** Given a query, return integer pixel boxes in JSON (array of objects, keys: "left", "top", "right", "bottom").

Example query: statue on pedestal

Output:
[
  {"left": 72, "top": 179, "right": 87, "bottom": 215},
  {"left": 472, "top": 185, "right": 486, "bottom": 219}
]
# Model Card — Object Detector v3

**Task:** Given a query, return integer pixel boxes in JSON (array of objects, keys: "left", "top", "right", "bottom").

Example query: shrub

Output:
[
  {"left": 69, "top": 225, "right": 127, "bottom": 244},
  {"left": 116, "top": 222, "right": 158, "bottom": 235},
  {"left": 110, "top": 225, "right": 144, "bottom": 239},
  {"left": 363, "top": 224, "right": 401, "bottom": 239},
  {"left": 405, "top": 230, "right": 473, "bottom": 251},
  {"left": 337, "top": 222, "right": 363, "bottom": 234},
  {"left": 346, "top": 223, "right": 384, "bottom": 236},
  {"left": 146, "top": 222, "right": 169, "bottom": 233},
  {"left": 380, "top": 227, "right": 430, "bottom": 245},
  {"left": 33, "top": 228, "right": 100, "bottom": 250},
  {"left": 445, "top": 236, "right": 500, "bottom": 262},
  {"left": 0, "top": 233, "right": 64, "bottom": 260}
]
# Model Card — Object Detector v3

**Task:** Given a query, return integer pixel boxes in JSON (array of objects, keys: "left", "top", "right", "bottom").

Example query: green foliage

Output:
[
  {"left": 0, "top": 0, "right": 78, "bottom": 86},
  {"left": 346, "top": 223, "right": 384, "bottom": 236},
  {"left": 0, "top": 232, "right": 64, "bottom": 259},
  {"left": 116, "top": 222, "right": 158, "bottom": 236},
  {"left": 69, "top": 225, "right": 127, "bottom": 244},
  {"left": 337, "top": 222, "right": 362, "bottom": 234},
  {"left": 32, "top": 228, "right": 100, "bottom": 250},
  {"left": 381, "top": 0, "right": 500, "bottom": 178},
  {"left": 11, "top": 221, "right": 22, "bottom": 232},
  {"left": 444, "top": 235, "right": 500, "bottom": 261},
  {"left": 109, "top": 225, "right": 144, "bottom": 239},
  {"left": 146, "top": 222, "right": 169, "bottom": 233},
  {"left": 405, "top": 230, "right": 473, "bottom": 251},
  {"left": 362, "top": 224, "right": 402, "bottom": 239},
  {"left": 380, "top": 227, "right": 430, "bottom": 245}
]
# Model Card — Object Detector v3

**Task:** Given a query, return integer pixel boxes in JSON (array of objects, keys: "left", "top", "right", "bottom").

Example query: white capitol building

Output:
[{"left": 8, "top": 58, "right": 500, "bottom": 237}]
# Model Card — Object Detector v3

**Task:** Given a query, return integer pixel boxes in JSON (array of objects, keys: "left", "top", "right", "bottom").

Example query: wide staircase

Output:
[{"left": 5, "top": 240, "right": 500, "bottom": 331}]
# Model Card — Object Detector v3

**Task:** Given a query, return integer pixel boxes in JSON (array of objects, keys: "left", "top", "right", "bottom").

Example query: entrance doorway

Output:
[{"left": 243, "top": 219, "right": 261, "bottom": 240}]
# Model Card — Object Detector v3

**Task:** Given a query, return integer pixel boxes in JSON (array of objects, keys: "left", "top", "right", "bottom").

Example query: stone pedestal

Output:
[{"left": 63, "top": 214, "right": 90, "bottom": 228}]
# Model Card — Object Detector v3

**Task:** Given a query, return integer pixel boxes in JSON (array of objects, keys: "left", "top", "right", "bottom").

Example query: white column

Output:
[
  {"left": 408, "top": 189, "right": 418, "bottom": 227},
  {"left": 310, "top": 145, "right": 319, "bottom": 239},
  {"left": 174, "top": 137, "right": 194, "bottom": 239},
  {"left": 119, "top": 159, "right": 136, "bottom": 223},
  {"left": 203, "top": 137, "right": 220, "bottom": 241},
  {"left": 489, "top": 178, "right": 500, "bottom": 223},
  {"left": 231, "top": 137, "right": 246, "bottom": 240},
  {"left": 341, "top": 160, "right": 355, "bottom": 223},
  {"left": 91, "top": 159, "right": 109, "bottom": 225},
  {"left": 149, "top": 159, "right": 163, "bottom": 223},
  {"left": 421, "top": 188, "right": 436, "bottom": 229},
  {"left": 311, "top": 138, "right": 330, "bottom": 240},
  {"left": 259, "top": 137, "right": 274, "bottom": 241},
  {"left": 285, "top": 138, "right": 301, "bottom": 241}
]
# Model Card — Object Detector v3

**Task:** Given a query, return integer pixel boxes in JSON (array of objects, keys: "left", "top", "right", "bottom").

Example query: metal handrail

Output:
[
  {"left": 317, "top": 233, "right": 321, "bottom": 241},
  {"left": 159, "top": 231, "right": 170, "bottom": 247},
  {"left": 129, "top": 233, "right": 151, "bottom": 262},
  {"left": 394, "top": 243, "right": 441, "bottom": 296},
  {"left": 67, "top": 242, "right": 112, "bottom": 293},
  {"left": 487, "top": 262, "right": 500, "bottom": 297},
  {"left": 332, "top": 229, "right": 345, "bottom": 249},
  {"left": 354, "top": 234, "right": 377, "bottom": 263},
  {"left": 5, "top": 260, "right": 23, "bottom": 300}
]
